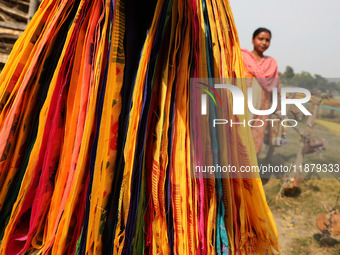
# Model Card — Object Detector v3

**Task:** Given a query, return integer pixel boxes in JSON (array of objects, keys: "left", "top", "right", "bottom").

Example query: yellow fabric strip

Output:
[{"left": 86, "top": 0, "right": 125, "bottom": 253}]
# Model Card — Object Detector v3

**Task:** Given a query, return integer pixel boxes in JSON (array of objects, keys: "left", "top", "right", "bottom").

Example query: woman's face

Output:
[{"left": 252, "top": 31, "right": 271, "bottom": 54}]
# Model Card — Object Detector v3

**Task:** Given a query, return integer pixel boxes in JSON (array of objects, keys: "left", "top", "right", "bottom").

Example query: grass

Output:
[
  {"left": 259, "top": 103, "right": 340, "bottom": 254},
  {"left": 263, "top": 178, "right": 340, "bottom": 255}
]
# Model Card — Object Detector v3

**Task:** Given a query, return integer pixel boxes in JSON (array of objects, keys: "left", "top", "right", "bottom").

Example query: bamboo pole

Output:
[{"left": 28, "top": 0, "right": 39, "bottom": 23}]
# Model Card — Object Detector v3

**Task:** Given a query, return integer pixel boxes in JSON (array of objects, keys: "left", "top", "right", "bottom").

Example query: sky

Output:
[{"left": 229, "top": 0, "right": 340, "bottom": 78}]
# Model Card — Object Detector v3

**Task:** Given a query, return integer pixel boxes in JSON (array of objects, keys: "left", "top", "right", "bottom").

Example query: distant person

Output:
[{"left": 241, "top": 27, "right": 280, "bottom": 155}]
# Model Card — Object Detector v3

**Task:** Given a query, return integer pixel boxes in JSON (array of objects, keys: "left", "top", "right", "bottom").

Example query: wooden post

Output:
[
  {"left": 306, "top": 95, "right": 321, "bottom": 131},
  {"left": 294, "top": 96, "right": 320, "bottom": 167},
  {"left": 28, "top": 0, "right": 40, "bottom": 23},
  {"left": 294, "top": 139, "right": 305, "bottom": 167},
  {"left": 265, "top": 145, "right": 275, "bottom": 161},
  {"left": 279, "top": 94, "right": 326, "bottom": 198}
]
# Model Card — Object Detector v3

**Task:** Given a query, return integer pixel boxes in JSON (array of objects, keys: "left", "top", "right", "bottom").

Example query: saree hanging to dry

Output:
[{"left": 0, "top": 0, "right": 280, "bottom": 254}]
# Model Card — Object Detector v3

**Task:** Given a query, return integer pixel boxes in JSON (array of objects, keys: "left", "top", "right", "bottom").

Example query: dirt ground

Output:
[{"left": 264, "top": 178, "right": 340, "bottom": 255}]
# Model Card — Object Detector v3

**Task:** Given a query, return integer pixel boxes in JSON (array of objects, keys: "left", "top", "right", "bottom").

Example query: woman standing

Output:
[{"left": 242, "top": 27, "right": 280, "bottom": 155}]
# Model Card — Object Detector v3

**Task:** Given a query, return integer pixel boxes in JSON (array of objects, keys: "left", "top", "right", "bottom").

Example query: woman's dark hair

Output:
[{"left": 252, "top": 27, "right": 271, "bottom": 39}]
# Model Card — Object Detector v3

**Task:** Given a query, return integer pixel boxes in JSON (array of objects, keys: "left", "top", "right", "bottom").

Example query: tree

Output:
[
  {"left": 281, "top": 66, "right": 295, "bottom": 85},
  {"left": 284, "top": 66, "right": 295, "bottom": 79}
]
